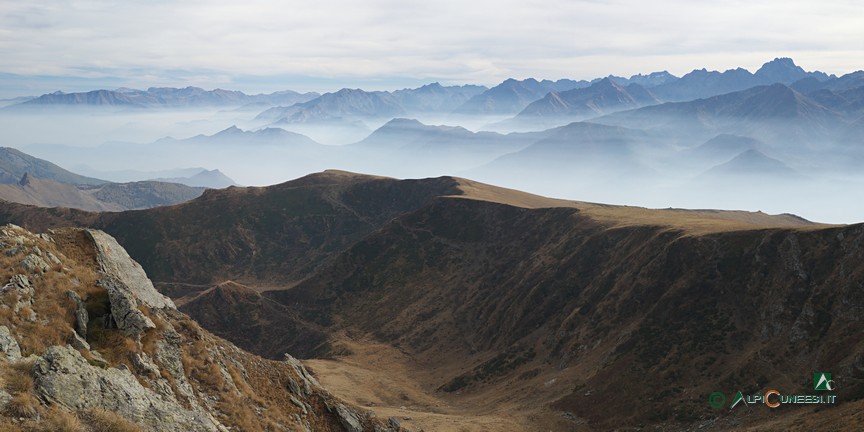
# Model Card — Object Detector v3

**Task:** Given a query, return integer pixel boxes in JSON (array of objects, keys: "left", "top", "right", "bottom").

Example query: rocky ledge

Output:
[{"left": 0, "top": 224, "right": 399, "bottom": 431}]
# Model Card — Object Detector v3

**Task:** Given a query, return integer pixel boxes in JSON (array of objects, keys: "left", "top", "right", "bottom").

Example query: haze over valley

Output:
[
  {"left": 2, "top": 1, "right": 864, "bottom": 431},
  {"left": 2, "top": 57, "right": 863, "bottom": 223}
]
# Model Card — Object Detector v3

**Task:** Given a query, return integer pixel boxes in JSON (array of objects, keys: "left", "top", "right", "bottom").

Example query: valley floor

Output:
[{"left": 305, "top": 337, "right": 562, "bottom": 432}]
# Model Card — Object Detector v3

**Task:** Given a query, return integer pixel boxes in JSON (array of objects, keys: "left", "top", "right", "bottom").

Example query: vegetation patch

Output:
[{"left": 439, "top": 346, "right": 536, "bottom": 392}]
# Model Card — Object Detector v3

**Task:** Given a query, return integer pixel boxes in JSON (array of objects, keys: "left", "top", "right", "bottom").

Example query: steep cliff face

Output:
[{"left": 0, "top": 224, "right": 393, "bottom": 432}]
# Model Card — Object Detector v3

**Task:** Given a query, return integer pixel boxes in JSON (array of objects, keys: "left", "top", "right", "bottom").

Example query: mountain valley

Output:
[{"left": 0, "top": 171, "right": 861, "bottom": 431}]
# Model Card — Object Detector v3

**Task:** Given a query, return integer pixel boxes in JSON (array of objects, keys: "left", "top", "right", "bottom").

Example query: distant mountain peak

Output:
[
  {"left": 384, "top": 118, "right": 425, "bottom": 127},
  {"left": 754, "top": 58, "right": 819, "bottom": 84},
  {"left": 594, "top": 77, "right": 623, "bottom": 88},
  {"left": 713, "top": 149, "right": 799, "bottom": 175},
  {"left": 756, "top": 57, "right": 803, "bottom": 74},
  {"left": 215, "top": 125, "right": 243, "bottom": 136}
]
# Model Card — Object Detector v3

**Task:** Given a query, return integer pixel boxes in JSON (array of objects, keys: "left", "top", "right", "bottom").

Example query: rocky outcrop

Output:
[
  {"left": 33, "top": 345, "right": 222, "bottom": 432},
  {"left": 100, "top": 277, "right": 157, "bottom": 339},
  {"left": 65, "top": 290, "right": 88, "bottom": 338},
  {"left": 83, "top": 229, "right": 175, "bottom": 340},
  {"left": 85, "top": 229, "right": 174, "bottom": 310},
  {"left": 0, "top": 325, "right": 21, "bottom": 360},
  {"left": 2, "top": 274, "right": 36, "bottom": 321},
  {"left": 332, "top": 403, "right": 363, "bottom": 432},
  {"left": 284, "top": 354, "right": 322, "bottom": 396},
  {"left": 0, "top": 224, "right": 394, "bottom": 432},
  {"left": 20, "top": 253, "right": 49, "bottom": 272}
]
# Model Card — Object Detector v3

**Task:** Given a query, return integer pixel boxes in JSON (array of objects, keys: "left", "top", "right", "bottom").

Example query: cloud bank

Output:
[{"left": 1, "top": 0, "right": 862, "bottom": 95}]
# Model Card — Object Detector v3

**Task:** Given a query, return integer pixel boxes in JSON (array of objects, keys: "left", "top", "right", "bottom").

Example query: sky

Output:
[{"left": 1, "top": 0, "right": 863, "bottom": 97}]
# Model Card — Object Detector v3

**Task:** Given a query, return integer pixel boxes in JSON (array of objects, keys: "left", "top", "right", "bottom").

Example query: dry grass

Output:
[
  {"left": 87, "top": 324, "right": 138, "bottom": 369},
  {"left": 45, "top": 229, "right": 100, "bottom": 273},
  {"left": 3, "top": 361, "right": 35, "bottom": 394},
  {"left": 173, "top": 316, "right": 290, "bottom": 431},
  {"left": 2, "top": 359, "right": 40, "bottom": 420},
  {"left": 0, "top": 419, "right": 25, "bottom": 432},
  {"left": 453, "top": 178, "right": 834, "bottom": 234},
  {"left": 226, "top": 365, "right": 266, "bottom": 405},
  {"left": 5, "top": 393, "right": 40, "bottom": 418},
  {"left": 0, "top": 228, "right": 150, "bottom": 431},
  {"left": 0, "top": 229, "right": 102, "bottom": 356},
  {"left": 37, "top": 407, "right": 85, "bottom": 432},
  {"left": 140, "top": 307, "right": 168, "bottom": 356},
  {"left": 78, "top": 408, "right": 142, "bottom": 432}
]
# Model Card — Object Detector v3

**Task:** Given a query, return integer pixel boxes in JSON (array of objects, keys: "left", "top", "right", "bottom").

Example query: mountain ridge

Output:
[
  {"left": 0, "top": 171, "right": 858, "bottom": 431},
  {"left": 8, "top": 86, "right": 320, "bottom": 109}
]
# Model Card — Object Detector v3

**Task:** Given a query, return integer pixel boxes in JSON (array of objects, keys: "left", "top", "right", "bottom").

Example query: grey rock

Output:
[
  {"left": 283, "top": 354, "right": 321, "bottom": 396},
  {"left": 34, "top": 345, "right": 222, "bottom": 432},
  {"left": 388, "top": 416, "right": 401, "bottom": 429},
  {"left": 69, "top": 332, "right": 91, "bottom": 351},
  {"left": 85, "top": 230, "right": 174, "bottom": 310},
  {"left": 130, "top": 352, "right": 161, "bottom": 378},
  {"left": 289, "top": 396, "right": 309, "bottom": 414},
  {"left": 0, "top": 225, "right": 28, "bottom": 246},
  {"left": 0, "top": 325, "right": 22, "bottom": 361},
  {"left": 333, "top": 403, "right": 363, "bottom": 432},
  {"left": 287, "top": 377, "right": 303, "bottom": 396},
  {"left": 0, "top": 389, "right": 11, "bottom": 411},
  {"left": 20, "top": 253, "right": 49, "bottom": 272},
  {"left": 66, "top": 290, "right": 89, "bottom": 338},
  {"left": 3, "top": 274, "right": 35, "bottom": 318},
  {"left": 152, "top": 324, "right": 198, "bottom": 404},
  {"left": 45, "top": 251, "right": 62, "bottom": 265},
  {"left": 100, "top": 278, "right": 156, "bottom": 340}
]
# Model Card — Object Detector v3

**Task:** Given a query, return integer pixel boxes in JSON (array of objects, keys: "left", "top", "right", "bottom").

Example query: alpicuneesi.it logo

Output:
[{"left": 708, "top": 372, "right": 838, "bottom": 410}]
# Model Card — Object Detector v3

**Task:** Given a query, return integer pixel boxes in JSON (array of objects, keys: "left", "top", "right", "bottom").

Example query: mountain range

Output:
[
  {"left": 0, "top": 147, "right": 208, "bottom": 211},
  {"left": 3, "top": 58, "right": 843, "bottom": 143},
  {"left": 505, "top": 78, "right": 661, "bottom": 129},
  {"left": 452, "top": 78, "right": 591, "bottom": 115},
  {"left": 594, "top": 83, "right": 848, "bottom": 148},
  {"left": 649, "top": 57, "right": 833, "bottom": 101},
  {"left": 19, "top": 70, "right": 864, "bottom": 220},
  {"left": 7, "top": 86, "right": 320, "bottom": 109},
  {"left": 2, "top": 55, "right": 864, "bottom": 432},
  {"left": 0, "top": 171, "right": 860, "bottom": 431},
  {"left": 257, "top": 83, "right": 488, "bottom": 126}
]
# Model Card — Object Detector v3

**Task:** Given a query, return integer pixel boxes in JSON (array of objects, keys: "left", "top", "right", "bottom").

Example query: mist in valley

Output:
[{"left": 2, "top": 88, "right": 863, "bottom": 224}]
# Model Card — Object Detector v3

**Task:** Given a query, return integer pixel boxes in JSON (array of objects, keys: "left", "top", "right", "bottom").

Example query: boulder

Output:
[
  {"left": 85, "top": 229, "right": 174, "bottom": 310},
  {"left": 100, "top": 278, "right": 156, "bottom": 340}
]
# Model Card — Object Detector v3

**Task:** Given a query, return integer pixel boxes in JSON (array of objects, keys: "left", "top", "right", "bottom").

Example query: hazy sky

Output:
[{"left": 1, "top": 0, "right": 863, "bottom": 96}]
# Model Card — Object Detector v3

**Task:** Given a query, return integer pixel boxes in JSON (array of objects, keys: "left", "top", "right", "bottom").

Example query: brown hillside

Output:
[
  {"left": 0, "top": 171, "right": 859, "bottom": 431},
  {"left": 0, "top": 224, "right": 394, "bottom": 431},
  {"left": 0, "top": 176, "right": 124, "bottom": 212}
]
